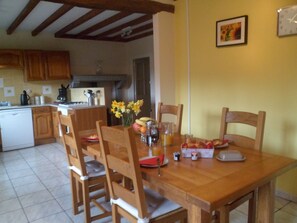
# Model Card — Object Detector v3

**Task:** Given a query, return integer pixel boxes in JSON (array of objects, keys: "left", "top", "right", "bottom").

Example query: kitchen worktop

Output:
[{"left": 0, "top": 104, "right": 106, "bottom": 111}]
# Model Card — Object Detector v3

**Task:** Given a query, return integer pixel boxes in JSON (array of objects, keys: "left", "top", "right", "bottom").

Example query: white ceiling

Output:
[{"left": 0, "top": 0, "right": 154, "bottom": 42}]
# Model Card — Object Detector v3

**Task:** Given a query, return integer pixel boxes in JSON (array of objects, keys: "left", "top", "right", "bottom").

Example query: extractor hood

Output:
[{"left": 71, "top": 74, "right": 128, "bottom": 88}]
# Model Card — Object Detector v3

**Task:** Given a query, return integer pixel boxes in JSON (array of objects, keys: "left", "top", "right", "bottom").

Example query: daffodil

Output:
[{"left": 110, "top": 99, "right": 144, "bottom": 122}]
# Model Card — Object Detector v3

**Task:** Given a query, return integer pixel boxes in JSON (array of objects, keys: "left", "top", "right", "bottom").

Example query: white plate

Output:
[
  {"left": 215, "top": 143, "right": 228, "bottom": 149},
  {"left": 139, "top": 156, "right": 169, "bottom": 168},
  {"left": 216, "top": 155, "right": 246, "bottom": 162}
]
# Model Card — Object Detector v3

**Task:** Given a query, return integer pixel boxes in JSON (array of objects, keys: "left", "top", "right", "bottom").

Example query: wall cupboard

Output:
[
  {"left": 24, "top": 50, "right": 71, "bottom": 81},
  {"left": 0, "top": 49, "right": 24, "bottom": 69}
]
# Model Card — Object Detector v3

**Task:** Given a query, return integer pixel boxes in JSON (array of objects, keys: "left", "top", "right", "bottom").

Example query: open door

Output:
[{"left": 133, "top": 57, "right": 151, "bottom": 118}]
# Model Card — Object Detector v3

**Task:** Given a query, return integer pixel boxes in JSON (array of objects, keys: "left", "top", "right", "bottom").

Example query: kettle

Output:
[
  {"left": 84, "top": 89, "right": 95, "bottom": 106},
  {"left": 20, "top": 90, "right": 30, "bottom": 105}
]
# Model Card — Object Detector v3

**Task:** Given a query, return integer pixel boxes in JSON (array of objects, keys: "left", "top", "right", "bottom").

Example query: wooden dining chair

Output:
[
  {"left": 157, "top": 102, "right": 183, "bottom": 134},
  {"left": 216, "top": 107, "right": 266, "bottom": 223},
  {"left": 58, "top": 112, "right": 110, "bottom": 223},
  {"left": 96, "top": 121, "right": 188, "bottom": 223}
]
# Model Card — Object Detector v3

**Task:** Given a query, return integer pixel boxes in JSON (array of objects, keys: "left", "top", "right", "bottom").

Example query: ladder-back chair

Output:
[
  {"left": 58, "top": 112, "right": 110, "bottom": 223},
  {"left": 96, "top": 121, "right": 187, "bottom": 223},
  {"left": 217, "top": 107, "right": 266, "bottom": 223},
  {"left": 157, "top": 102, "right": 183, "bottom": 134}
]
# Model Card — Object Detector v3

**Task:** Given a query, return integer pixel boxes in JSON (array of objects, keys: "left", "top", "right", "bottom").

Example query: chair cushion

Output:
[
  {"left": 85, "top": 160, "right": 105, "bottom": 178},
  {"left": 145, "top": 187, "right": 181, "bottom": 219},
  {"left": 110, "top": 187, "right": 181, "bottom": 222}
]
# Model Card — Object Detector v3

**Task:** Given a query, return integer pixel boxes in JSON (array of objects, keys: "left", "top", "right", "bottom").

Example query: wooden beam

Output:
[
  {"left": 110, "top": 23, "right": 153, "bottom": 41},
  {"left": 32, "top": 4, "right": 74, "bottom": 36},
  {"left": 122, "top": 30, "right": 153, "bottom": 42},
  {"left": 41, "top": 0, "right": 174, "bottom": 14},
  {"left": 55, "top": 9, "right": 105, "bottom": 37},
  {"left": 6, "top": 0, "right": 40, "bottom": 35},
  {"left": 94, "top": 14, "right": 152, "bottom": 39},
  {"left": 76, "top": 11, "right": 131, "bottom": 38}
]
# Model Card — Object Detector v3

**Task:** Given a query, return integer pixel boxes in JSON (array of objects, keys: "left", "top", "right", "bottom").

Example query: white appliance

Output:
[{"left": 0, "top": 108, "right": 34, "bottom": 151}]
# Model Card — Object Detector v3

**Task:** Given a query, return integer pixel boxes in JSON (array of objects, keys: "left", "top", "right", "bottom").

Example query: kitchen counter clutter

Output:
[{"left": 0, "top": 104, "right": 107, "bottom": 150}]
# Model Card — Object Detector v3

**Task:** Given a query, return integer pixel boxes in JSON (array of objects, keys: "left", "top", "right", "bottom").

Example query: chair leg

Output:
[
  {"left": 104, "top": 182, "right": 110, "bottom": 202},
  {"left": 82, "top": 181, "right": 91, "bottom": 223},
  {"left": 70, "top": 175, "right": 79, "bottom": 215},
  {"left": 112, "top": 205, "right": 121, "bottom": 223}
]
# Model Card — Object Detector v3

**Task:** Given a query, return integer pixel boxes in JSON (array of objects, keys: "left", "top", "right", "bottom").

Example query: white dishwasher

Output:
[{"left": 0, "top": 108, "right": 34, "bottom": 151}]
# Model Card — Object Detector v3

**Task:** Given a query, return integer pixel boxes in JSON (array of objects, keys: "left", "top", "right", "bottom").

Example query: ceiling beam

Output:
[
  {"left": 55, "top": 9, "right": 105, "bottom": 37},
  {"left": 32, "top": 4, "right": 74, "bottom": 36},
  {"left": 76, "top": 11, "right": 131, "bottom": 38},
  {"left": 94, "top": 14, "right": 152, "bottom": 39},
  {"left": 122, "top": 30, "right": 153, "bottom": 42},
  {"left": 6, "top": 0, "right": 40, "bottom": 35},
  {"left": 111, "top": 22, "right": 153, "bottom": 41},
  {"left": 41, "top": 0, "right": 174, "bottom": 14}
]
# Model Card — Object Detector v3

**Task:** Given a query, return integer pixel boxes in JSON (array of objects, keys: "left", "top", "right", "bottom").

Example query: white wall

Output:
[{"left": 124, "top": 36, "right": 154, "bottom": 105}]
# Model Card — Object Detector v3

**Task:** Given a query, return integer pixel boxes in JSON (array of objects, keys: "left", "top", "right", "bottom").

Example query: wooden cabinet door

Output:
[
  {"left": 45, "top": 51, "right": 71, "bottom": 80},
  {"left": 24, "top": 50, "right": 46, "bottom": 81},
  {"left": 32, "top": 107, "right": 53, "bottom": 139},
  {"left": 0, "top": 50, "right": 24, "bottom": 69},
  {"left": 74, "top": 107, "right": 107, "bottom": 131},
  {"left": 51, "top": 109, "right": 60, "bottom": 139}
]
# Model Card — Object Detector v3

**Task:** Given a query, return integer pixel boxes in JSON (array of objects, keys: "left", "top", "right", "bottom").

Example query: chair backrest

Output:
[
  {"left": 96, "top": 121, "right": 148, "bottom": 220},
  {"left": 157, "top": 102, "right": 183, "bottom": 134},
  {"left": 219, "top": 107, "right": 266, "bottom": 150},
  {"left": 58, "top": 111, "right": 88, "bottom": 177}
]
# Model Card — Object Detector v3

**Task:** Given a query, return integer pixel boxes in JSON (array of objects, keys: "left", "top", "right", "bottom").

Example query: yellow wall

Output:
[{"left": 174, "top": 0, "right": 297, "bottom": 198}]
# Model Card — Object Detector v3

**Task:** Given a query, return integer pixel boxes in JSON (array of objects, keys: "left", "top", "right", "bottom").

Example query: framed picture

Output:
[{"left": 216, "top": 15, "right": 248, "bottom": 47}]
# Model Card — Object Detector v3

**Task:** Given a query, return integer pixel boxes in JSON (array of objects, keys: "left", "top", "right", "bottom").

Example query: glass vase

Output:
[{"left": 121, "top": 113, "right": 133, "bottom": 127}]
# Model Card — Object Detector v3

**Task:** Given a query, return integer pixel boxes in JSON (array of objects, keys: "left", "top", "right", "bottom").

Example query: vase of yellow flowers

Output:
[{"left": 111, "top": 99, "right": 144, "bottom": 126}]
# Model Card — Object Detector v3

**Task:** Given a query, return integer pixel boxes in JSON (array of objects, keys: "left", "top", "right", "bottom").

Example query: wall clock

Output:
[{"left": 277, "top": 5, "right": 297, "bottom": 37}]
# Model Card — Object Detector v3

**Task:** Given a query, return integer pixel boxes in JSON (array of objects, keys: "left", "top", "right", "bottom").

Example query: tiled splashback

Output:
[
  {"left": 0, "top": 69, "right": 70, "bottom": 105},
  {"left": 69, "top": 87, "right": 106, "bottom": 105}
]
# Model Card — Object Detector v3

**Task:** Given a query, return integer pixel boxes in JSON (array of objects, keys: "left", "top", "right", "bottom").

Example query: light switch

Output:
[{"left": 4, "top": 87, "right": 15, "bottom": 97}]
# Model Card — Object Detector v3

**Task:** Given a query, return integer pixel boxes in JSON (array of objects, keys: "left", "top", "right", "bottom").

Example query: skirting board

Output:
[{"left": 276, "top": 189, "right": 297, "bottom": 203}]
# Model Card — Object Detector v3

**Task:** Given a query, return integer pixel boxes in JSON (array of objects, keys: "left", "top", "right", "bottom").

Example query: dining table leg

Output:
[
  {"left": 188, "top": 204, "right": 211, "bottom": 223},
  {"left": 257, "top": 179, "right": 276, "bottom": 223}
]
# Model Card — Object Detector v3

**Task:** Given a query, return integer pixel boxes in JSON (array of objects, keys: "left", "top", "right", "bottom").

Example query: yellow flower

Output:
[{"left": 110, "top": 99, "right": 144, "bottom": 119}]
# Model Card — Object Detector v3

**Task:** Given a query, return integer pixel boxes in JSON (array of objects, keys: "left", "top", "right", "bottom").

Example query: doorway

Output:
[{"left": 133, "top": 57, "right": 151, "bottom": 118}]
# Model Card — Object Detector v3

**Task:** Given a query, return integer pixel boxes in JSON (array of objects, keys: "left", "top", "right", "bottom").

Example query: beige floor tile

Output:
[
  {"left": 281, "top": 202, "right": 297, "bottom": 217},
  {"left": 275, "top": 209, "right": 297, "bottom": 223},
  {"left": 275, "top": 196, "right": 291, "bottom": 210}
]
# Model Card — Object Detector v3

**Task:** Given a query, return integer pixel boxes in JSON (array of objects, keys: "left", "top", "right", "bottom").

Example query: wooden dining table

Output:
[{"left": 81, "top": 133, "right": 297, "bottom": 223}]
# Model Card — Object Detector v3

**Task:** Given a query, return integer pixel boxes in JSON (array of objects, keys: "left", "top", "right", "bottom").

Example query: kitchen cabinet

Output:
[
  {"left": 73, "top": 106, "right": 107, "bottom": 132},
  {"left": 24, "top": 50, "right": 45, "bottom": 81},
  {"left": 45, "top": 51, "right": 71, "bottom": 80},
  {"left": 0, "top": 49, "right": 24, "bottom": 69},
  {"left": 32, "top": 106, "right": 55, "bottom": 145},
  {"left": 24, "top": 50, "right": 71, "bottom": 81},
  {"left": 51, "top": 107, "right": 61, "bottom": 143}
]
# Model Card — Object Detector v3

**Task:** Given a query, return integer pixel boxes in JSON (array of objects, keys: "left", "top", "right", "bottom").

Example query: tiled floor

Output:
[{"left": 0, "top": 143, "right": 297, "bottom": 223}]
